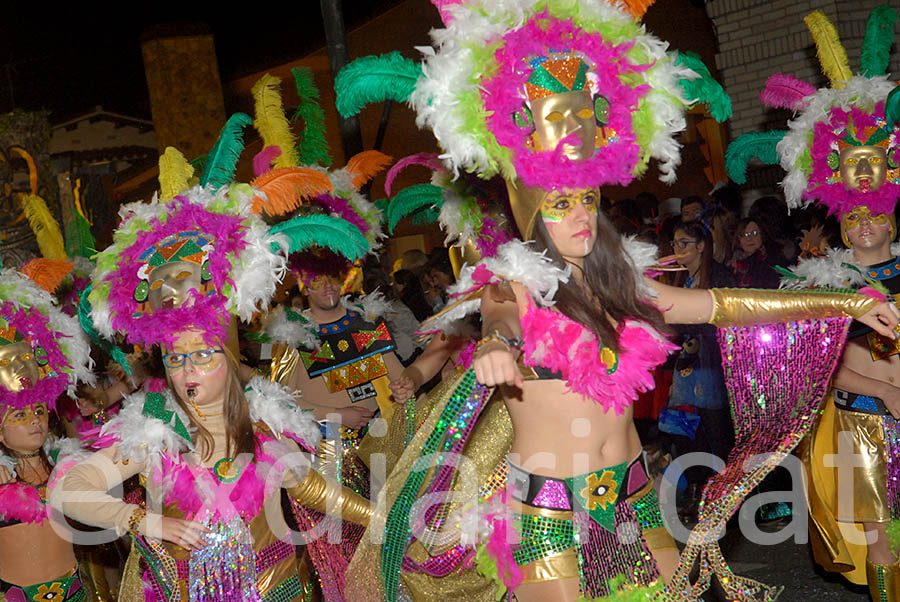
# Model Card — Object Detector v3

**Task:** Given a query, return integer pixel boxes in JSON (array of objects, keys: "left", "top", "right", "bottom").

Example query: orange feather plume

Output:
[
  {"left": 345, "top": 150, "right": 393, "bottom": 189},
  {"left": 611, "top": 0, "right": 657, "bottom": 18},
  {"left": 21, "top": 258, "right": 74, "bottom": 293},
  {"left": 250, "top": 167, "right": 333, "bottom": 215}
]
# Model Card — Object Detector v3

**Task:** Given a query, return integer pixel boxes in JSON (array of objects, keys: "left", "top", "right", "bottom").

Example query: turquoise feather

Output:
[
  {"left": 725, "top": 131, "right": 786, "bottom": 184},
  {"left": 675, "top": 52, "right": 732, "bottom": 122},
  {"left": 386, "top": 183, "right": 443, "bottom": 233},
  {"left": 335, "top": 52, "right": 423, "bottom": 117},
  {"left": 887, "top": 86, "right": 900, "bottom": 129},
  {"left": 269, "top": 213, "right": 370, "bottom": 261},
  {"left": 292, "top": 67, "right": 332, "bottom": 167},
  {"left": 199, "top": 113, "right": 253, "bottom": 188},
  {"left": 78, "top": 287, "right": 131, "bottom": 376},
  {"left": 860, "top": 5, "right": 898, "bottom": 77}
]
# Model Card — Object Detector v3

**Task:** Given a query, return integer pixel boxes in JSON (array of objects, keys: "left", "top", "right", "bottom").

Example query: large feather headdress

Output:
[
  {"left": 726, "top": 5, "right": 900, "bottom": 218},
  {"left": 335, "top": 0, "right": 730, "bottom": 192}
]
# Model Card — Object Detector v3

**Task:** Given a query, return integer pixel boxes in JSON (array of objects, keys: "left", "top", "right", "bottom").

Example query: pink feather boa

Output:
[
  {"left": 520, "top": 302, "right": 677, "bottom": 414},
  {"left": 0, "top": 482, "right": 47, "bottom": 524},
  {"left": 480, "top": 13, "right": 646, "bottom": 191}
]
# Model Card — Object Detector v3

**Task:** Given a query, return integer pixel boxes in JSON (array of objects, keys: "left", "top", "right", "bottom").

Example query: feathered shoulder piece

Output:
[
  {"left": 341, "top": 291, "right": 392, "bottom": 322},
  {"left": 262, "top": 305, "right": 322, "bottom": 350},
  {"left": 96, "top": 386, "right": 194, "bottom": 467},
  {"left": 245, "top": 376, "right": 321, "bottom": 452},
  {"left": 779, "top": 243, "right": 900, "bottom": 290}
]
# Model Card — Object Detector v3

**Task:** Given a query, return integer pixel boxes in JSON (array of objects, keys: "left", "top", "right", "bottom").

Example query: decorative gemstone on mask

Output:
[
  {"left": 594, "top": 95, "right": 610, "bottom": 126},
  {"left": 134, "top": 280, "right": 149, "bottom": 303}
]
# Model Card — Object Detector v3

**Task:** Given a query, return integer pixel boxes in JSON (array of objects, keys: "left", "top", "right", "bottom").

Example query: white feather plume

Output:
[
  {"left": 262, "top": 305, "right": 320, "bottom": 350},
  {"left": 0, "top": 454, "right": 16, "bottom": 478},
  {"left": 245, "top": 376, "right": 321, "bottom": 450},
  {"left": 780, "top": 243, "right": 900, "bottom": 289}
]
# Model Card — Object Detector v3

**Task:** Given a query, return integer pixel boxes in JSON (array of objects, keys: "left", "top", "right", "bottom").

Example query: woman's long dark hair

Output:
[
  {"left": 0, "top": 442, "right": 52, "bottom": 484},
  {"left": 532, "top": 208, "right": 670, "bottom": 352},
  {"left": 671, "top": 221, "right": 713, "bottom": 290},
  {"left": 165, "top": 352, "right": 257, "bottom": 462},
  {"left": 393, "top": 269, "right": 433, "bottom": 321}
]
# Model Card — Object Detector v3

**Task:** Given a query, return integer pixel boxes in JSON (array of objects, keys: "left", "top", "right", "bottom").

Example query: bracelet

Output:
[
  {"left": 475, "top": 332, "right": 522, "bottom": 355},
  {"left": 128, "top": 507, "right": 147, "bottom": 535}
]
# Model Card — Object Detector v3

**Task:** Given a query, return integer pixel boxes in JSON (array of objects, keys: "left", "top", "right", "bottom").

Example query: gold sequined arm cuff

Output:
[
  {"left": 708, "top": 288, "right": 878, "bottom": 327},
  {"left": 286, "top": 468, "right": 371, "bottom": 527}
]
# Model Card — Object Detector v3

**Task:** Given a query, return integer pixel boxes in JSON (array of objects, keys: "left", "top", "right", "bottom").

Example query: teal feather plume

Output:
[
  {"left": 335, "top": 52, "right": 423, "bottom": 117},
  {"left": 860, "top": 5, "right": 899, "bottom": 77},
  {"left": 725, "top": 131, "right": 786, "bottom": 184},
  {"left": 199, "top": 113, "right": 253, "bottom": 188},
  {"left": 675, "top": 52, "right": 732, "bottom": 122},
  {"left": 269, "top": 213, "right": 370, "bottom": 261},
  {"left": 78, "top": 287, "right": 131, "bottom": 376},
  {"left": 386, "top": 183, "right": 444, "bottom": 233},
  {"left": 65, "top": 211, "right": 95, "bottom": 258},
  {"left": 291, "top": 67, "right": 332, "bottom": 167},
  {"left": 774, "top": 265, "right": 803, "bottom": 280},
  {"left": 409, "top": 205, "right": 440, "bottom": 226},
  {"left": 886, "top": 83, "right": 900, "bottom": 129},
  {"left": 190, "top": 153, "right": 208, "bottom": 175}
]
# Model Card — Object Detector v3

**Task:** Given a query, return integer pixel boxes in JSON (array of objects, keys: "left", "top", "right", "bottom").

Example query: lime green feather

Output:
[
  {"left": 65, "top": 211, "right": 96, "bottom": 259},
  {"left": 725, "top": 131, "right": 786, "bottom": 184},
  {"left": 888, "top": 518, "right": 900, "bottom": 555},
  {"left": 199, "top": 113, "right": 252, "bottom": 188},
  {"left": 386, "top": 183, "right": 444, "bottom": 233},
  {"left": 335, "top": 52, "right": 422, "bottom": 117},
  {"left": 291, "top": 67, "right": 332, "bottom": 167},
  {"left": 576, "top": 576, "right": 662, "bottom": 601},
  {"left": 860, "top": 5, "right": 898, "bottom": 77},
  {"left": 474, "top": 543, "right": 507, "bottom": 601},
  {"left": 675, "top": 52, "right": 732, "bottom": 122},
  {"left": 269, "top": 213, "right": 369, "bottom": 261}
]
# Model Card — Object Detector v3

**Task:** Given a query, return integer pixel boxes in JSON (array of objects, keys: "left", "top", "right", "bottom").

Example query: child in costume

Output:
[
  {"left": 728, "top": 6, "right": 900, "bottom": 599},
  {"left": 0, "top": 265, "right": 94, "bottom": 602},
  {"left": 336, "top": 1, "right": 900, "bottom": 601}
]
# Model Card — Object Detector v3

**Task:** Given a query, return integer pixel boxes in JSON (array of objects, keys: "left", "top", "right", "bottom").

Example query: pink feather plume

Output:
[
  {"left": 253, "top": 146, "right": 282, "bottom": 177},
  {"left": 384, "top": 153, "right": 444, "bottom": 197},
  {"left": 760, "top": 74, "right": 816, "bottom": 110}
]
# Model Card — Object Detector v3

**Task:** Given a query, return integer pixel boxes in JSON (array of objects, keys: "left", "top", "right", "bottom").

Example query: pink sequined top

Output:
[{"left": 520, "top": 301, "right": 678, "bottom": 415}]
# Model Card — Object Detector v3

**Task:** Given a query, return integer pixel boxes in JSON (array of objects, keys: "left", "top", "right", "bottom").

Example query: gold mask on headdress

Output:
[
  {"left": 840, "top": 146, "right": 887, "bottom": 193},
  {"left": 148, "top": 261, "right": 204, "bottom": 311},
  {"left": 0, "top": 341, "right": 40, "bottom": 393},
  {"left": 530, "top": 90, "right": 597, "bottom": 160}
]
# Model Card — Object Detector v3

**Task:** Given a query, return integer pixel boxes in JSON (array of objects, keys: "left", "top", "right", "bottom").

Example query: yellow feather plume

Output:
[
  {"left": 21, "top": 194, "right": 66, "bottom": 260},
  {"left": 252, "top": 74, "right": 300, "bottom": 169},
  {"left": 804, "top": 10, "right": 852, "bottom": 89},
  {"left": 158, "top": 147, "right": 195, "bottom": 202}
]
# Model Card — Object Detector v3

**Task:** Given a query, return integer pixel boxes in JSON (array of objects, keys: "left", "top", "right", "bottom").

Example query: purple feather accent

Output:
[
  {"left": 314, "top": 193, "right": 371, "bottom": 233},
  {"left": 760, "top": 74, "right": 816, "bottom": 110},
  {"left": 384, "top": 153, "right": 443, "bottom": 196},
  {"left": 253, "top": 146, "right": 282, "bottom": 177}
]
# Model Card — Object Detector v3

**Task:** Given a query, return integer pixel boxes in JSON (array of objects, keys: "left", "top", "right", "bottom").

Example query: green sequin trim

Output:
[
  {"left": 262, "top": 574, "right": 304, "bottom": 602},
  {"left": 630, "top": 488, "right": 665, "bottom": 531},
  {"left": 512, "top": 513, "right": 576, "bottom": 566}
]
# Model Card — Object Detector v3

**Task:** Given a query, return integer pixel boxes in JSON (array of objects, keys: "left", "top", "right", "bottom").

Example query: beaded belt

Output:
[
  {"left": 508, "top": 453, "right": 651, "bottom": 511},
  {"left": 834, "top": 388, "right": 889, "bottom": 415},
  {"left": 0, "top": 567, "right": 85, "bottom": 602}
]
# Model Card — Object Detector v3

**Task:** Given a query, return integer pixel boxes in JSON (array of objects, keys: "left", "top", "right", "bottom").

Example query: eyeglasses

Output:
[
  {"left": 740, "top": 230, "right": 760, "bottom": 238},
  {"left": 671, "top": 239, "right": 698, "bottom": 250},
  {"left": 162, "top": 349, "right": 224, "bottom": 369}
]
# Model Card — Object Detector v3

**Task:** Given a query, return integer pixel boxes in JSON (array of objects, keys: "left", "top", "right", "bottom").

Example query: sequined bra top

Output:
[{"left": 519, "top": 301, "right": 678, "bottom": 415}]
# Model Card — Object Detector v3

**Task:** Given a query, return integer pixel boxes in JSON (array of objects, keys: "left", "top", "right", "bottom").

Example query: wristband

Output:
[
  {"left": 475, "top": 331, "right": 522, "bottom": 355},
  {"left": 128, "top": 507, "right": 147, "bottom": 535}
]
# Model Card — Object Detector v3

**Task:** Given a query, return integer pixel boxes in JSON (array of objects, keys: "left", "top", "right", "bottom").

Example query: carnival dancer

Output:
[
  {"left": 0, "top": 265, "right": 94, "bottom": 602},
  {"left": 335, "top": 2, "right": 900, "bottom": 601},
  {"left": 727, "top": 6, "right": 900, "bottom": 598}
]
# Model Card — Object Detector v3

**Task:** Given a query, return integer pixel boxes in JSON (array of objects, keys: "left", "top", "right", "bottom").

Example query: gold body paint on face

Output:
[
  {"left": 843, "top": 205, "right": 890, "bottom": 228},
  {"left": 2, "top": 403, "right": 48, "bottom": 427},
  {"left": 148, "top": 261, "right": 203, "bottom": 310},
  {"left": 840, "top": 146, "right": 887, "bottom": 192},
  {"left": 530, "top": 90, "right": 597, "bottom": 160},
  {"left": 540, "top": 190, "right": 600, "bottom": 223},
  {"left": 307, "top": 274, "right": 343, "bottom": 291},
  {"left": 841, "top": 205, "right": 897, "bottom": 248},
  {"left": 0, "top": 341, "right": 40, "bottom": 392}
]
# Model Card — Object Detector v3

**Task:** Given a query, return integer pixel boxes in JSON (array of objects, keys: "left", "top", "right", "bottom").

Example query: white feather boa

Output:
[
  {"left": 263, "top": 292, "right": 391, "bottom": 349},
  {"left": 780, "top": 243, "right": 900, "bottom": 290},
  {"left": 245, "top": 376, "right": 321, "bottom": 450},
  {"left": 0, "top": 454, "right": 16, "bottom": 478}
]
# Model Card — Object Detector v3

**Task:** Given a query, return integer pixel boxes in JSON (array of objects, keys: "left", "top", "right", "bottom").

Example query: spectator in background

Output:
[
  {"left": 363, "top": 271, "right": 424, "bottom": 366},
  {"left": 609, "top": 197, "right": 642, "bottom": 235},
  {"left": 708, "top": 185, "right": 741, "bottom": 264},
  {"left": 728, "top": 217, "right": 782, "bottom": 288},
  {"left": 401, "top": 249, "right": 429, "bottom": 276},
  {"left": 424, "top": 248, "right": 455, "bottom": 312},
  {"left": 680, "top": 195, "right": 704, "bottom": 223},
  {"left": 393, "top": 268, "right": 434, "bottom": 322},
  {"left": 748, "top": 196, "right": 797, "bottom": 265}
]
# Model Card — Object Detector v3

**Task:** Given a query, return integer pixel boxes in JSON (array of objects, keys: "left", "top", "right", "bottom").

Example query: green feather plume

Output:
[
  {"left": 675, "top": 52, "right": 732, "bottom": 122},
  {"left": 774, "top": 265, "right": 804, "bottom": 280},
  {"left": 199, "top": 113, "right": 253, "bottom": 188},
  {"left": 886, "top": 84, "right": 900, "bottom": 129},
  {"left": 291, "top": 67, "right": 332, "bottom": 168},
  {"left": 79, "top": 287, "right": 131, "bottom": 376},
  {"left": 335, "top": 52, "right": 423, "bottom": 117},
  {"left": 860, "top": 5, "right": 898, "bottom": 77},
  {"left": 386, "top": 183, "right": 444, "bottom": 233},
  {"left": 725, "top": 131, "right": 786, "bottom": 184},
  {"left": 269, "top": 213, "right": 370, "bottom": 261},
  {"left": 65, "top": 211, "right": 95, "bottom": 259},
  {"left": 190, "top": 153, "right": 208, "bottom": 175},
  {"left": 409, "top": 205, "right": 440, "bottom": 226}
]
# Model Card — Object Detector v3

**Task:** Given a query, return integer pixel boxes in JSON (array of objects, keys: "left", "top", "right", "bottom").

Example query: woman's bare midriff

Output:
[
  {"left": 0, "top": 522, "right": 76, "bottom": 586},
  {"left": 503, "top": 379, "right": 641, "bottom": 478},
  {"left": 842, "top": 335, "right": 900, "bottom": 384}
]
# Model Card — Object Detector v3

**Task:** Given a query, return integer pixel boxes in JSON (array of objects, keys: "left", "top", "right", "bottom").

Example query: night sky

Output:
[{"left": 2, "top": 2, "right": 402, "bottom": 123}]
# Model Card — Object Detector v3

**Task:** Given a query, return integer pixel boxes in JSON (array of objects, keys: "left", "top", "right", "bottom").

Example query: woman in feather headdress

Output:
[
  {"left": 334, "top": 2, "right": 900, "bottom": 601},
  {"left": 0, "top": 266, "right": 94, "bottom": 602}
]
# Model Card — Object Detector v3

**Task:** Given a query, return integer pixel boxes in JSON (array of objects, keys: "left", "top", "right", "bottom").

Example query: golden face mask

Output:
[
  {"left": 2, "top": 402, "right": 48, "bottom": 427},
  {"left": 540, "top": 190, "right": 600, "bottom": 224},
  {"left": 148, "top": 261, "right": 203, "bottom": 310},
  {"left": 0, "top": 341, "right": 40, "bottom": 393},
  {"left": 306, "top": 274, "right": 343, "bottom": 291},
  {"left": 841, "top": 205, "right": 896, "bottom": 247},
  {"left": 530, "top": 90, "right": 597, "bottom": 160},
  {"left": 840, "top": 146, "right": 887, "bottom": 193}
]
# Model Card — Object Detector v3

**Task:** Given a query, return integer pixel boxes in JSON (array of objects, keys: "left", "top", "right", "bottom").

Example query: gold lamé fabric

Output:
[
  {"left": 345, "top": 372, "right": 513, "bottom": 602},
  {"left": 270, "top": 343, "right": 301, "bottom": 387},
  {"left": 867, "top": 559, "right": 900, "bottom": 602},
  {"left": 802, "top": 391, "right": 889, "bottom": 586},
  {"left": 709, "top": 288, "right": 876, "bottom": 327}
]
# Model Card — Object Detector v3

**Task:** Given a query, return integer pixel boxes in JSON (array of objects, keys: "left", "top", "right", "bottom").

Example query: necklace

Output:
[
  {"left": 190, "top": 399, "right": 223, "bottom": 419},
  {"left": 9, "top": 448, "right": 41, "bottom": 459}
]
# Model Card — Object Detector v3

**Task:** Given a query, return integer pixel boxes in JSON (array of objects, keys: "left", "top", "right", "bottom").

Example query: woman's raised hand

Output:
[
  {"left": 473, "top": 341, "right": 524, "bottom": 388},
  {"left": 859, "top": 301, "right": 900, "bottom": 340}
]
